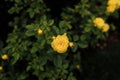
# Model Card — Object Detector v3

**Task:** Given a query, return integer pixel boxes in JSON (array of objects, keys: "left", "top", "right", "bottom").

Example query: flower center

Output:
[{"left": 58, "top": 41, "right": 64, "bottom": 45}]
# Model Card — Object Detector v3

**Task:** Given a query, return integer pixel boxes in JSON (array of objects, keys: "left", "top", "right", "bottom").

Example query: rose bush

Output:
[{"left": 0, "top": 0, "right": 119, "bottom": 80}]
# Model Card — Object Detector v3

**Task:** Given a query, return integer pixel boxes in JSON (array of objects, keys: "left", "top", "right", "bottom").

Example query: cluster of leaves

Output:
[{"left": 0, "top": 0, "right": 119, "bottom": 80}]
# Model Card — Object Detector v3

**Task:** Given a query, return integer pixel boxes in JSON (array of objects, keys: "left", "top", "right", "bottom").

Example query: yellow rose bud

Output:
[
  {"left": 37, "top": 29, "right": 43, "bottom": 35},
  {"left": 1, "top": 54, "right": 8, "bottom": 60},
  {"left": 102, "top": 23, "right": 110, "bottom": 32},
  {"left": 52, "top": 36, "right": 56, "bottom": 39},
  {"left": 76, "top": 64, "right": 80, "bottom": 69},
  {"left": 93, "top": 17, "right": 105, "bottom": 28},
  {"left": 0, "top": 66, "right": 3, "bottom": 71},
  {"left": 69, "top": 42, "right": 74, "bottom": 47}
]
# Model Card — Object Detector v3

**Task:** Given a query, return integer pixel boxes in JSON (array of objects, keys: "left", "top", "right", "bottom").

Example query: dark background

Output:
[
  {"left": 0, "top": 0, "right": 120, "bottom": 80},
  {"left": 0, "top": 0, "right": 13, "bottom": 45}
]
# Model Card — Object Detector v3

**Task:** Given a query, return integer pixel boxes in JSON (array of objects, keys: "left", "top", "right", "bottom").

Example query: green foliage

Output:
[{"left": 0, "top": 0, "right": 119, "bottom": 80}]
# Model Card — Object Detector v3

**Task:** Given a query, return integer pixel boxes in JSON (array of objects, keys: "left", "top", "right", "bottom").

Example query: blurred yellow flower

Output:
[
  {"left": 69, "top": 42, "right": 74, "bottom": 47},
  {"left": 107, "top": 0, "right": 120, "bottom": 13},
  {"left": 1, "top": 54, "right": 8, "bottom": 60},
  {"left": 107, "top": 5, "right": 116, "bottom": 13},
  {"left": 93, "top": 17, "right": 105, "bottom": 28},
  {"left": 0, "top": 66, "right": 3, "bottom": 71},
  {"left": 107, "top": 0, "right": 116, "bottom": 6},
  {"left": 102, "top": 23, "right": 110, "bottom": 32},
  {"left": 76, "top": 64, "right": 80, "bottom": 69},
  {"left": 51, "top": 33, "right": 69, "bottom": 53},
  {"left": 37, "top": 28, "right": 43, "bottom": 35},
  {"left": 116, "top": 0, "right": 120, "bottom": 8}
]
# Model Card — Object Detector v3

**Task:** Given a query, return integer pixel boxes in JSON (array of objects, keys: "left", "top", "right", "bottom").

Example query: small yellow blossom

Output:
[
  {"left": 52, "top": 36, "right": 56, "bottom": 39},
  {"left": 76, "top": 64, "right": 80, "bottom": 69},
  {"left": 69, "top": 42, "right": 74, "bottom": 47},
  {"left": 102, "top": 23, "right": 110, "bottom": 32},
  {"left": 0, "top": 66, "right": 3, "bottom": 71},
  {"left": 51, "top": 33, "right": 69, "bottom": 53},
  {"left": 37, "top": 28, "right": 43, "bottom": 35},
  {"left": 93, "top": 17, "right": 105, "bottom": 28},
  {"left": 1, "top": 54, "right": 8, "bottom": 60},
  {"left": 107, "top": 5, "right": 116, "bottom": 13}
]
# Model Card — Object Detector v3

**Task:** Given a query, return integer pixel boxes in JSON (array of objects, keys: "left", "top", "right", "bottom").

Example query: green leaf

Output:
[
  {"left": 59, "top": 21, "right": 65, "bottom": 28},
  {"left": 39, "top": 40, "right": 46, "bottom": 49},
  {"left": 53, "top": 26, "right": 60, "bottom": 34},
  {"left": 53, "top": 55, "right": 62, "bottom": 68},
  {"left": 39, "top": 66, "right": 44, "bottom": 71},
  {"left": 8, "top": 7, "right": 15, "bottom": 14},
  {"left": 15, "top": 0, "right": 20, "bottom": 3},
  {"left": 59, "top": 21, "right": 72, "bottom": 30},
  {"left": 67, "top": 23, "right": 72, "bottom": 30},
  {"left": 80, "top": 35, "right": 86, "bottom": 41},
  {"left": 78, "top": 42, "right": 88, "bottom": 48},
  {"left": 18, "top": 73, "right": 27, "bottom": 80},
  {"left": 84, "top": 26, "right": 91, "bottom": 32},
  {"left": 70, "top": 76, "right": 76, "bottom": 80},
  {"left": 31, "top": 47, "right": 37, "bottom": 53},
  {"left": 39, "top": 57, "right": 47, "bottom": 66},
  {"left": 73, "top": 35, "right": 79, "bottom": 41},
  {"left": 26, "top": 66, "right": 31, "bottom": 71},
  {"left": 26, "top": 24, "right": 35, "bottom": 29},
  {"left": 25, "top": 30, "right": 35, "bottom": 37},
  {"left": 63, "top": 63, "right": 68, "bottom": 69},
  {"left": 27, "top": 8, "right": 35, "bottom": 18},
  {"left": 48, "top": 20, "right": 54, "bottom": 26},
  {"left": 12, "top": 52, "right": 20, "bottom": 65}
]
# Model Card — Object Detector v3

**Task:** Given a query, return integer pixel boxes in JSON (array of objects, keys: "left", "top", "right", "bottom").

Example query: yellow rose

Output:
[
  {"left": 1, "top": 54, "right": 8, "bottom": 60},
  {"left": 51, "top": 33, "right": 69, "bottom": 53},
  {"left": 37, "top": 28, "right": 43, "bottom": 35},
  {"left": 107, "top": 5, "right": 116, "bottom": 13},
  {"left": 0, "top": 66, "right": 3, "bottom": 71},
  {"left": 93, "top": 17, "right": 105, "bottom": 28},
  {"left": 102, "top": 23, "right": 110, "bottom": 32},
  {"left": 116, "top": 0, "right": 120, "bottom": 9},
  {"left": 107, "top": 0, "right": 117, "bottom": 6}
]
